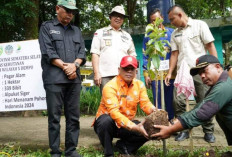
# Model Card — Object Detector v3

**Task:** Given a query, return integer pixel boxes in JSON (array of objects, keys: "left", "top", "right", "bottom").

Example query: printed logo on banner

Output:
[
  {"left": 0, "top": 46, "right": 3, "bottom": 56},
  {"left": 5, "top": 45, "right": 13, "bottom": 55},
  {"left": 16, "top": 45, "right": 21, "bottom": 53}
]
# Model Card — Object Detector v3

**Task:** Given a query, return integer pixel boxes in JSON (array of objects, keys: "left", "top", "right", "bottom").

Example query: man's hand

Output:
[
  {"left": 164, "top": 73, "right": 171, "bottom": 86},
  {"left": 131, "top": 121, "right": 149, "bottom": 139},
  {"left": 68, "top": 72, "right": 77, "bottom": 80},
  {"left": 145, "top": 76, "right": 151, "bottom": 88},
  {"left": 150, "top": 125, "right": 172, "bottom": 140},
  {"left": 63, "top": 63, "right": 76, "bottom": 76},
  {"left": 94, "top": 73, "right": 101, "bottom": 86}
]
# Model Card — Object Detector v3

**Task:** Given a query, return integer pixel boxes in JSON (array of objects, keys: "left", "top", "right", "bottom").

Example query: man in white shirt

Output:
[
  {"left": 165, "top": 5, "right": 217, "bottom": 143},
  {"left": 91, "top": 5, "right": 136, "bottom": 93}
]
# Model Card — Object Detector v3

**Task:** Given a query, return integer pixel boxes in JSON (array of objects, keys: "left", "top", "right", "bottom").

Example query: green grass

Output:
[{"left": 0, "top": 144, "right": 231, "bottom": 157}]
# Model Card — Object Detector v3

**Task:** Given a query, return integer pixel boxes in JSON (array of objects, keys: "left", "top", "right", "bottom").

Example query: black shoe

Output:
[
  {"left": 204, "top": 133, "right": 215, "bottom": 143},
  {"left": 65, "top": 151, "right": 82, "bottom": 157},
  {"left": 175, "top": 132, "right": 189, "bottom": 141},
  {"left": 115, "top": 140, "right": 130, "bottom": 155},
  {"left": 51, "top": 154, "right": 61, "bottom": 157}
]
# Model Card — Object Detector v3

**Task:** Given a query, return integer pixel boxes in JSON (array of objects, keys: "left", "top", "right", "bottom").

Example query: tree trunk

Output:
[
  {"left": 127, "top": 0, "right": 137, "bottom": 26},
  {"left": 24, "top": 0, "right": 39, "bottom": 40},
  {"left": 23, "top": 0, "right": 39, "bottom": 117}
]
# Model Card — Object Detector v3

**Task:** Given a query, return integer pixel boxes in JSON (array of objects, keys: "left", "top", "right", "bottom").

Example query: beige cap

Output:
[{"left": 109, "top": 5, "right": 129, "bottom": 18}]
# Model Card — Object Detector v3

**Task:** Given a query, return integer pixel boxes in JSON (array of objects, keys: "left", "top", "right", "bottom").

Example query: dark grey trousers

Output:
[
  {"left": 44, "top": 83, "right": 81, "bottom": 156},
  {"left": 216, "top": 115, "right": 232, "bottom": 145},
  {"left": 94, "top": 114, "right": 148, "bottom": 157},
  {"left": 173, "top": 75, "right": 214, "bottom": 133},
  {"left": 100, "top": 76, "right": 115, "bottom": 94}
]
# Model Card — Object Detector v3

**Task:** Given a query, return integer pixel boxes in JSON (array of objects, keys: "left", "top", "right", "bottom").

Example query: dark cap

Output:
[
  {"left": 120, "top": 56, "right": 138, "bottom": 68},
  {"left": 190, "top": 55, "right": 220, "bottom": 76}
]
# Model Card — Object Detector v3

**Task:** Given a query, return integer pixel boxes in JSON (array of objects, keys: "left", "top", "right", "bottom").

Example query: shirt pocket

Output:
[
  {"left": 51, "top": 34, "right": 64, "bottom": 50},
  {"left": 120, "top": 39, "right": 130, "bottom": 54},
  {"left": 73, "top": 37, "right": 81, "bottom": 55},
  {"left": 188, "top": 33, "right": 201, "bottom": 48},
  {"left": 102, "top": 36, "right": 112, "bottom": 47}
]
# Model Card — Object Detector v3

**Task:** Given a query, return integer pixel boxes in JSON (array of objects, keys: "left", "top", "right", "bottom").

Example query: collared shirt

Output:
[
  {"left": 179, "top": 71, "right": 232, "bottom": 132},
  {"left": 39, "top": 18, "right": 86, "bottom": 84},
  {"left": 90, "top": 25, "right": 136, "bottom": 77},
  {"left": 171, "top": 18, "right": 215, "bottom": 70},
  {"left": 93, "top": 75, "right": 155, "bottom": 130}
]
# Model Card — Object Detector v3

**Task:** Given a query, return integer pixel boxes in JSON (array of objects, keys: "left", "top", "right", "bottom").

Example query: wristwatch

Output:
[{"left": 74, "top": 62, "right": 80, "bottom": 69}]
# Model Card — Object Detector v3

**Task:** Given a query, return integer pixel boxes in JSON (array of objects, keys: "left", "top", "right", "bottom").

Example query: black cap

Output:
[{"left": 190, "top": 55, "right": 220, "bottom": 76}]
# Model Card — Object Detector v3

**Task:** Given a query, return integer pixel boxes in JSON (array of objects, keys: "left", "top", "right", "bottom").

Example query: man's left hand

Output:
[
  {"left": 131, "top": 120, "right": 149, "bottom": 139},
  {"left": 68, "top": 72, "right": 77, "bottom": 80},
  {"left": 63, "top": 63, "right": 76, "bottom": 76}
]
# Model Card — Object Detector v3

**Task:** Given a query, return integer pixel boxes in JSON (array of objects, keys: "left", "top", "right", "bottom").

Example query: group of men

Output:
[{"left": 38, "top": 0, "right": 232, "bottom": 157}]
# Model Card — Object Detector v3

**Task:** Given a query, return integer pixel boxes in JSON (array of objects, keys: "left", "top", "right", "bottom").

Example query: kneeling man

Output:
[{"left": 93, "top": 56, "right": 156, "bottom": 157}]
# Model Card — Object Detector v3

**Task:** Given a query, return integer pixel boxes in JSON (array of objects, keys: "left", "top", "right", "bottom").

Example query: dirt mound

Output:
[{"left": 143, "top": 110, "right": 169, "bottom": 139}]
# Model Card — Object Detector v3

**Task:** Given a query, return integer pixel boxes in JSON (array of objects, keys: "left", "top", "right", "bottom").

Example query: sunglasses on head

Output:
[{"left": 59, "top": 6, "right": 77, "bottom": 15}]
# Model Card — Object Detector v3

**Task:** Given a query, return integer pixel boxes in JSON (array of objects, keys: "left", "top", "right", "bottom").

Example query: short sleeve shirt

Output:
[
  {"left": 90, "top": 25, "right": 136, "bottom": 77},
  {"left": 94, "top": 75, "right": 155, "bottom": 130},
  {"left": 171, "top": 18, "right": 214, "bottom": 69}
]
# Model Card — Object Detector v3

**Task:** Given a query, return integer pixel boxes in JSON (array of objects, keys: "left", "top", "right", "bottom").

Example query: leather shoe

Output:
[
  {"left": 175, "top": 132, "right": 189, "bottom": 141},
  {"left": 65, "top": 151, "right": 82, "bottom": 157},
  {"left": 115, "top": 140, "right": 130, "bottom": 155},
  {"left": 51, "top": 154, "right": 61, "bottom": 157},
  {"left": 204, "top": 133, "right": 215, "bottom": 143}
]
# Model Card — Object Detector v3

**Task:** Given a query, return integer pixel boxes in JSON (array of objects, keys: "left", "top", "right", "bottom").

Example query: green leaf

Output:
[
  {"left": 148, "top": 69, "right": 155, "bottom": 80},
  {"left": 145, "top": 25, "right": 154, "bottom": 34},
  {"left": 145, "top": 46, "right": 155, "bottom": 56},
  {"left": 148, "top": 32, "right": 157, "bottom": 39},
  {"left": 151, "top": 54, "right": 160, "bottom": 70},
  {"left": 154, "top": 42, "right": 161, "bottom": 53},
  {"left": 159, "top": 50, "right": 167, "bottom": 58},
  {"left": 147, "top": 39, "right": 154, "bottom": 46}
]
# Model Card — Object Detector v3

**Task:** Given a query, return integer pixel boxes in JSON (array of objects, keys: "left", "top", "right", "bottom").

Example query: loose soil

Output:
[{"left": 143, "top": 110, "right": 169, "bottom": 138}]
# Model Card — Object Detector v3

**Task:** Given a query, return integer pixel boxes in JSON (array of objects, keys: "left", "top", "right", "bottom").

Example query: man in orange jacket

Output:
[{"left": 93, "top": 56, "right": 156, "bottom": 157}]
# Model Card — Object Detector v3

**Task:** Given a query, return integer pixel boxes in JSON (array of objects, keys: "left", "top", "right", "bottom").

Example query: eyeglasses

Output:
[
  {"left": 59, "top": 6, "right": 77, "bottom": 15},
  {"left": 111, "top": 13, "right": 125, "bottom": 19}
]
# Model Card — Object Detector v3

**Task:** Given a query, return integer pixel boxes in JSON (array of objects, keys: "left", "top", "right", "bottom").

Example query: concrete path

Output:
[{"left": 0, "top": 116, "right": 228, "bottom": 151}]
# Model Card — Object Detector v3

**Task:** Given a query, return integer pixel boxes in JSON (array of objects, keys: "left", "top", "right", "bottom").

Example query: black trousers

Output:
[
  {"left": 44, "top": 83, "right": 81, "bottom": 156},
  {"left": 94, "top": 114, "right": 148, "bottom": 156},
  {"left": 216, "top": 115, "right": 232, "bottom": 145}
]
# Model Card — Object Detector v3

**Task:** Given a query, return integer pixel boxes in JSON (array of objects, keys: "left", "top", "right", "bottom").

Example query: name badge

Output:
[
  {"left": 49, "top": 30, "right": 60, "bottom": 34},
  {"left": 105, "top": 39, "right": 112, "bottom": 46}
]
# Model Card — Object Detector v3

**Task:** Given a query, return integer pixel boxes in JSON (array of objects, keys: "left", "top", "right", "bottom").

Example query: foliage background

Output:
[{"left": 1, "top": 0, "right": 232, "bottom": 43}]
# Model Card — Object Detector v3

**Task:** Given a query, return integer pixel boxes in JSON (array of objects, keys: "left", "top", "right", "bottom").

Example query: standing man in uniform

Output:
[
  {"left": 91, "top": 5, "right": 136, "bottom": 93},
  {"left": 143, "top": 8, "right": 175, "bottom": 121},
  {"left": 39, "top": 0, "right": 86, "bottom": 156},
  {"left": 152, "top": 55, "right": 232, "bottom": 146},
  {"left": 165, "top": 5, "right": 217, "bottom": 142}
]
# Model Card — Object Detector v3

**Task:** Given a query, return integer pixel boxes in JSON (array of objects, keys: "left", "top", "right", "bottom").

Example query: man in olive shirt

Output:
[{"left": 152, "top": 55, "right": 232, "bottom": 146}]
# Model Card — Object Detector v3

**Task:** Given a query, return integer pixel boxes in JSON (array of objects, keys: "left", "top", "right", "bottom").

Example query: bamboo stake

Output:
[
  {"left": 160, "top": 70, "right": 167, "bottom": 156},
  {"left": 186, "top": 99, "right": 193, "bottom": 153}
]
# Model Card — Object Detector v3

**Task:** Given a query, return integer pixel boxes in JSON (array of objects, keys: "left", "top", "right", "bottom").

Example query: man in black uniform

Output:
[{"left": 39, "top": 0, "right": 86, "bottom": 157}]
